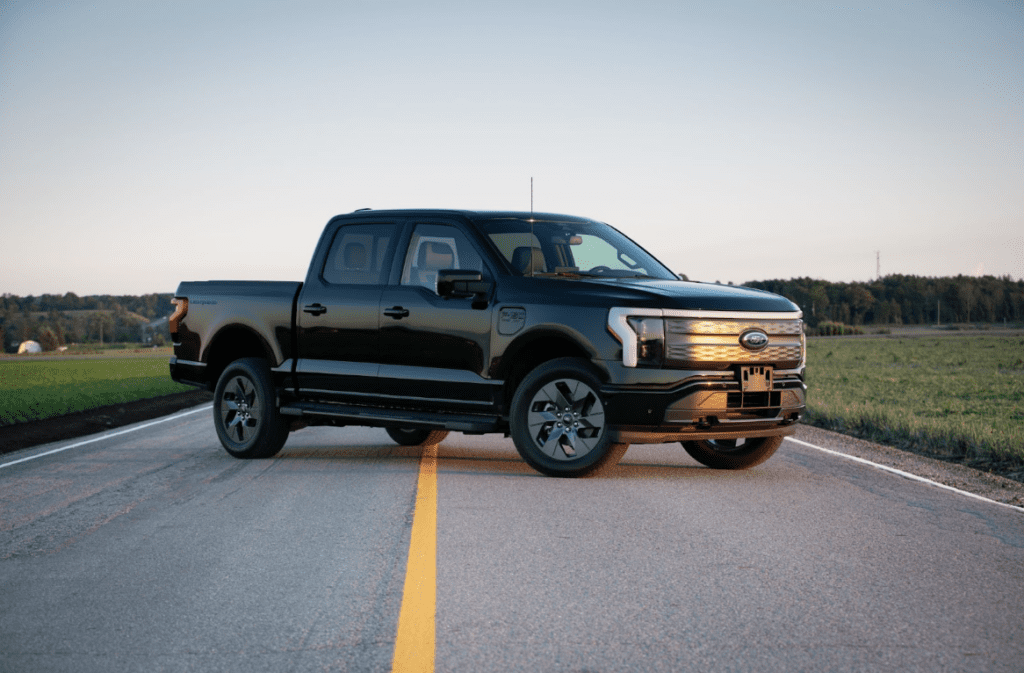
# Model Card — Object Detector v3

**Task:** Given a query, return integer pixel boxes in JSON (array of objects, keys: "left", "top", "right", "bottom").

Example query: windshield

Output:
[{"left": 479, "top": 218, "right": 677, "bottom": 280}]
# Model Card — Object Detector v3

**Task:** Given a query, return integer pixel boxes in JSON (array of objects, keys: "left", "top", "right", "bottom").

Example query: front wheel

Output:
[
  {"left": 510, "top": 358, "right": 629, "bottom": 478},
  {"left": 386, "top": 427, "right": 450, "bottom": 446},
  {"left": 681, "top": 435, "right": 783, "bottom": 470},
  {"left": 213, "top": 358, "right": 289, "bottom": 459}
]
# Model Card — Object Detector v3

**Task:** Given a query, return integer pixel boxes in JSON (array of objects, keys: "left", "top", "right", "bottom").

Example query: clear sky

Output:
[{"left": 1, "top": 0, "right": 1021, "bottom": 296}]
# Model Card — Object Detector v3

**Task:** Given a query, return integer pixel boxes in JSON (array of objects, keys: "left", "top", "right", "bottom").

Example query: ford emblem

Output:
[{"left": 740, "top": 329, "right": 769, "bottom": 351}]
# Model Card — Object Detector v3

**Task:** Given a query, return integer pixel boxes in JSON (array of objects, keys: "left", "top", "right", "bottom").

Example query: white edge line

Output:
[
  {"left": 0, "top": 405, "right": 212, "bottom": 471},
  {"left": 5, "top": 412, "right": 1020, "bottom": 515},
  {"left": 786, "top": 437, "right": 1024, "bottom": 514}
]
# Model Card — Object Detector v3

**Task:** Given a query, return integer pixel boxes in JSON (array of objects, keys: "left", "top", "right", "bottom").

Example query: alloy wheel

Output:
[
  {"left": 220, "top": 375, "right": 261, "bottom": 444},
  {"left": 526, "top": 378, "right": 605, "bottom": 460}
]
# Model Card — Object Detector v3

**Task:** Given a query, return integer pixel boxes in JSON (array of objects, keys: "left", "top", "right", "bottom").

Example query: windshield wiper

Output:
[
  {"left": 532, "top": 270, "right": 590, "bottom": 279},
  {"left": 533, "top": 270, "right": 657, "bottom": 279}
]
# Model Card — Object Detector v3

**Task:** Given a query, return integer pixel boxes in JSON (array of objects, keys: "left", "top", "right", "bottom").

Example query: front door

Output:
[{"left": 378, "top": 221, "right": 498, "bottom": 410}]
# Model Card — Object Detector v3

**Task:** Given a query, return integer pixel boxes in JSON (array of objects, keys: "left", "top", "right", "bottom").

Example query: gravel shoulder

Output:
[{"left": 792, "top": 424, "right": 1024, "bottom": 508}]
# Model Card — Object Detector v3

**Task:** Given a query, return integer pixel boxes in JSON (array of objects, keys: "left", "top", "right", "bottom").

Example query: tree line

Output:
[
  {"left": 2, "top": 275, "right": 1022, "bottom": 351},
  {"left": 743, "top": 274, "right": 1024, "bottom": 328},
  {"left": 1, "top": 293, "right": 175, "bottom": 352}
]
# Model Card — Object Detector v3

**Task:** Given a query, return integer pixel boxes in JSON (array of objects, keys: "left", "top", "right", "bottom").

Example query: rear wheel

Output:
[
  {"left": 386, "top": 427, "right": 450, "bottom": 446},
  {"left": 213, "top": 358, "right": 289, "bottom": 459},
  {"left": 681, "top": 435, "right": 783, "bottom": 470},
  {"left": 510, "top": 358, "right": 628, "bottom": 478}
]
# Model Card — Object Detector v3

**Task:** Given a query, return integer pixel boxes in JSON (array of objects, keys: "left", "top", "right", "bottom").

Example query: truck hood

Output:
[{"left": 580, "top": 277, "right": 801, "bottom": 313}]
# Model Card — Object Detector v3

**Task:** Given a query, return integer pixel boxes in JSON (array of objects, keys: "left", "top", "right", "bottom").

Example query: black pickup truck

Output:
[{"left": 170, "top": 209, "right": 805, "bottom": 477}]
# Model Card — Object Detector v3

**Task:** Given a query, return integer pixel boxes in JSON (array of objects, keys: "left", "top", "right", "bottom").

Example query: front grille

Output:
[{"left": 665, "top": 318, "right": 804, "bottom": 369}]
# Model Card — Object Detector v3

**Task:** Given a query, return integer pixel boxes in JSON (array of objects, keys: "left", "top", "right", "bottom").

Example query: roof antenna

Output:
[{"left": 530, "top": 177, "right": 535, "bottom": 277}]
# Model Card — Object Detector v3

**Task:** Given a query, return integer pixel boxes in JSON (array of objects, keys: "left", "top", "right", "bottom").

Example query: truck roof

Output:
[{"left": 336, "top": 208, "right": 594, "bottom": 224}]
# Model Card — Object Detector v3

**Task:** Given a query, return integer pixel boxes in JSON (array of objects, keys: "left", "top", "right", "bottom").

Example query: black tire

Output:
[
  {"left": 681, "top": 435, "right": 783, "bottom": 470},
  {"left": 386, "top": 427, "right": 450, "bottom": 446},
  {"left": 213, "top": 358, "right": 289, "bottom": 459},
  {"left": 510, "top": 358, "right": 629, "bottom": 478}
]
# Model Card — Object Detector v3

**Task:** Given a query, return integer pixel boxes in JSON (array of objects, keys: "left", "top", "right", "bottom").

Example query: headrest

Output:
[
  {"left": 511, "top": 246, "right": 546, "bottom": 274},
  {"left": 343, "top": 242, "right": 367, "bottom": 269},
  {"left": 418, "top": 241, "right": 454, "bottom": 269}
]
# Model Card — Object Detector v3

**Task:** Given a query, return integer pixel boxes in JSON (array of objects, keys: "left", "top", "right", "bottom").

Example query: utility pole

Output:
[{"left": 876, "top": 250, "right": 880, "bottom": 280}]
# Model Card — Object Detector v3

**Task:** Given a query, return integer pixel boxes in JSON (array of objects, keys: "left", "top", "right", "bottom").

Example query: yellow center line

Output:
[{"left": 391, "top": 442, "right": 438, "bottom": 673}]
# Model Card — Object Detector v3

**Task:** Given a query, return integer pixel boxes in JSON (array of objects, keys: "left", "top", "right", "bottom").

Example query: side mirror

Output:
[{"left": 436, "top": 269, "right": 491, "bottom": 300}]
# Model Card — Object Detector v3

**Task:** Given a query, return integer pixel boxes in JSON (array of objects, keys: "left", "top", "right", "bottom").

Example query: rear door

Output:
[{"left": 295, "top": 220, "right": 400, "bottom": 402}]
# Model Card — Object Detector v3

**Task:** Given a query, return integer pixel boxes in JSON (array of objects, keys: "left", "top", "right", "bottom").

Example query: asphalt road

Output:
[{"left": 2, "top": 407, "right": 1023, "bottom": 672}]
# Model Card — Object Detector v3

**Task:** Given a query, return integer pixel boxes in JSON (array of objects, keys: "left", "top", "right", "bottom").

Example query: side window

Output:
[
  {"left": 401, "top": 223, "right": 484, "bottom": 291},
  {"left": 322, "top": 223, "right": 396, "bottom": 285}
]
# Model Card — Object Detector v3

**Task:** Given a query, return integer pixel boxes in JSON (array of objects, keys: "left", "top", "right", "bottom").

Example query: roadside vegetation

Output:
[
  {"left": 746, "top": 274, "right": 1024, "bottom": 328},
  {"left": 810, "top": 321, "right": 865, "bottom": 336},
  {"left": 804, "top": 335, "right": 1024, "bottom": 473},
  {"left": 1, "top": 292, "right": 173, "bottom": 353},
  {"left": 0, "top": 351, "right": 192, "bottom": 425}
]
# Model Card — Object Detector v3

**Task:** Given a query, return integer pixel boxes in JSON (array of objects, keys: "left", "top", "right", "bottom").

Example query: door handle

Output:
[
  {"left": 383, "top": 306, "right": 410, "bottom": 319},
  {"left": 303, "top": 303, "right": 327, "bottom": 316}
]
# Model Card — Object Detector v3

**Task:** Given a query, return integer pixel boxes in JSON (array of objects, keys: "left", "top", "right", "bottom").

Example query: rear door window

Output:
[{"left": 322, "top": 223, "right": 396, "bottom": 285}]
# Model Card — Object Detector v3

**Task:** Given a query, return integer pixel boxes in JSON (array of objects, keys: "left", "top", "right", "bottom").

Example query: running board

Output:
[{"left": 279, "top": 401, "right": 501, "bottom": 433}]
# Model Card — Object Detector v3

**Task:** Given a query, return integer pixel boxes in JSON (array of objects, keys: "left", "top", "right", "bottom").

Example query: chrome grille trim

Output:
[
  {"left": 666, "top": 320, "right": 804, "bottom": 336},
  {"left": 665, "top": 317, "right": 804, "bottom": 366},
  {"left": 666, "top": 344, "right": 804, "bottom": 363}
]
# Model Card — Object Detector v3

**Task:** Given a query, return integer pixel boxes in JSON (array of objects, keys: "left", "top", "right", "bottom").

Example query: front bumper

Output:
[{"left": 599, "top": 367, "right": 805, "bottom": 445}]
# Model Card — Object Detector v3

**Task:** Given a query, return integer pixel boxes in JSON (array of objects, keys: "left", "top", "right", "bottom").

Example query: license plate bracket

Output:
[{"left": 740, "top": 366, "right": 773, "bottom": 392}]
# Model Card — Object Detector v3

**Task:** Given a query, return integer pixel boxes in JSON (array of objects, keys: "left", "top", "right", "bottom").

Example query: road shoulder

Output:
[
  {"left": 0, "top": 390, "right": 212, "bottom": 456},
  {"left": 792, "top": 424, "right": 1024, "bottom": 508}
]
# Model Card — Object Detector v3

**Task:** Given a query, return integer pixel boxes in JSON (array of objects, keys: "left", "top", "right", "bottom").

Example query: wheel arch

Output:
[
  {"left": 203, "top": 325, "right": 277, "bottom": 391},
  {"left": 496, "top": 329, "right": 604, "bottom": 413}
]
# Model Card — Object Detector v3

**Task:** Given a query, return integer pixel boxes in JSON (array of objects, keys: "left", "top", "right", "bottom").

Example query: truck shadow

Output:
[{"left": 274, "top": 442, "right": 724, "bottom": 480}]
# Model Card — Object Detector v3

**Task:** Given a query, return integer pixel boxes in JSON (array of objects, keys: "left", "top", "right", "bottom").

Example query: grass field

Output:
[
  {"left": 0, "top": 355, "right": 192, "bottom": 425},
  {"left": 3, "top": 337, "right": 1022, "bottom": 473},
  {"left": 805, "top": 335, "right": 1024, "bottom": 468}
]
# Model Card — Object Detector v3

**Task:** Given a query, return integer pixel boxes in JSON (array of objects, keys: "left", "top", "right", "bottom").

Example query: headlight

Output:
[
  {"left": 607, "top": 308, "right": 664, "bottom": 367},
  {"left": 627, "top": 317, "right": 665, "bottom": 366}
]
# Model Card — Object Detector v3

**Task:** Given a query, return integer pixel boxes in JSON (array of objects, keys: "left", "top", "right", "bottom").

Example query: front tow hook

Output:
[{"left": 383, "top": 306, "right": 410, "bottom": 320}]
